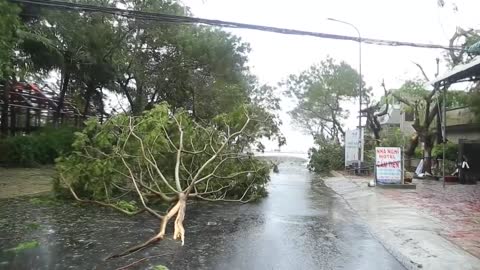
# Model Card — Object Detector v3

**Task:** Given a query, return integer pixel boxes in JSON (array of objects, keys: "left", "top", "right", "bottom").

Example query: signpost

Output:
[
  {"left": 375, "top": 147, "right": 402, "bottom": 184},
  {"left": 345, "top": 129, "right": 359, "bottom": 167}
]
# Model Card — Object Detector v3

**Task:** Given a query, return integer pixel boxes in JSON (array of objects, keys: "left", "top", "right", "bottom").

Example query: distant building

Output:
[
  {"left": 445, "top": 107, "right": 480, "bottom": 143},
  {"left": 378, "top": 101, "right": 479, "bottom": 142},
  {"left": 376, "top": 100, "right": 415, "bottom": 136}
]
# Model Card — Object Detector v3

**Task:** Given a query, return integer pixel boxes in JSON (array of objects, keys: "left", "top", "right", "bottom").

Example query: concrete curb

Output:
[
  {"left": 323, "top": 177, "right": 421, "bottom": 270},
  {"left": 365, "top": 226, "right": 423, "bottom": 270}
]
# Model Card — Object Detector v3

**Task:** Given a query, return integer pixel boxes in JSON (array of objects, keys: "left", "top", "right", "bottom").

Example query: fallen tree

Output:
[{"left": 55, "top": 103, "right": 276, "bottom": 257}]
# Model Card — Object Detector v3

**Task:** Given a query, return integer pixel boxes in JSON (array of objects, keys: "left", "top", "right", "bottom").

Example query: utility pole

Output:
[{"left": 327, "top": 18, "right": 363, "bottom": 166}]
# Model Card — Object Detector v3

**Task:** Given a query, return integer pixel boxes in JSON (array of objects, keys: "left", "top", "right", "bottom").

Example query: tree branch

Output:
[
  {"left": 392, "top": 92, "right": 413, "bottom": 107},
  {"left": 120, "top": 156, "right": 163, "bottom": 219},
  {"left": 189, "top": 108, "right": 251, "bottom": 189},
  {"left": 412, "top": 61, "right": 430, "bottom": 82},
  {"left": 59, "top": 173, "right": 145, "bottom": 216},
  {"left": 173, "top": 114, "right": 184, "bottom": 191}
]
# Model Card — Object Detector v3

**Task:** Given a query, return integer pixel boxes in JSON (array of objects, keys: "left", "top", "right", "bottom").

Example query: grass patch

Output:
[
  {"left": 116, "top": 200, "right": 138, "bottom": 212},
  {"left": 153, "top": 265, "right": 169, "bottom": 270},
  {"left": 25, "top": 222, "right": 40, "bottom": 231},
  {"left": 29, "top": 196, "right": 59, "bottom": 206},
  {"left": 5, "top": 240, "right": 39, "bottom": 252}
]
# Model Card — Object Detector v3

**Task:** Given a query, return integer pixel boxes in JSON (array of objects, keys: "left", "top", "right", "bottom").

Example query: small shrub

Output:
[
  {"left": 29, "top": 196, "right": 59, "bottom": 206},
  {"left": 432, "top": 141, "right": 458, "bottom": 161},
  {"left": 116, "top": 200, "right": 138, "bottom": 212},
  {"left": 0, "top": 126, "right": 76, "bottom": 166},
  {"left": 308, "top": 138, "right": 344, "bottom": 174}
]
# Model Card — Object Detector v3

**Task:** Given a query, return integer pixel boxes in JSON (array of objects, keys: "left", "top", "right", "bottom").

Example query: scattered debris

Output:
[
  {"left": 153, "top": 265, "right": 169, "bottom": 270},
  {"left": 324, "top": 232, "right": 336, "bottom": 239},
  {"left": 6, "top": 240, "right": 39, "bottom": 252},
  {"left": 25, "top": 222, "right": 41, "bottom": 231}
]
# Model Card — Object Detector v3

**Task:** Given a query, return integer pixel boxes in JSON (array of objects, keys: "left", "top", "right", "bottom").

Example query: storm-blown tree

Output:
[
  {"left": 392, "top": 74, "right": 470, "bottom": 174},
  {"left": 109, "top": 0, "right": 254, "bottom": 119},
  {"left": 55, "top": 103, "right": 278, "bottom": 256},
  {"left": 361, "top": 80, "right": 391, "bottom": 145},
  {"left": 12, "top": 0, "right": 261, "bottom": 124},
  {"left": 391, "top": 80, "right": 440, "bottom": 174},
  {"left": 284, "top": 57, "right": 364, "bottom": 173},
  {"left": 284, "top": 57, "right": 363, "bottom": 141},
  {"left": 0, "top": 0, "right": 21, "bottom": 137},
  {"left": 0, "top": 0, "right": 20, "bottom": 79},
  {"left": 19, "top": 6, "right": 85, "bottom": 124}
]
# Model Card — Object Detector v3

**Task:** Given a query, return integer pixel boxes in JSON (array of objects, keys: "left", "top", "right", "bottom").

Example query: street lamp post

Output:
[{"left": 327, "top": 18, "right": 363, "bottom": 166}]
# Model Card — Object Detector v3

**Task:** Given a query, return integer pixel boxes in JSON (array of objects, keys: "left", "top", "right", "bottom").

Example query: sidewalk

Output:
[
  {"left": 324, "top": 172, "right": 480, "bottom": 270},
  {"left": 0, "top": 167, "right": 53, "bottom": 198}
]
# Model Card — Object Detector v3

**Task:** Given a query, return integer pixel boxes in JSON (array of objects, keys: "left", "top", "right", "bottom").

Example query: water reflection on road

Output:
[{"left": 0, "top": 157, "right": 404, "bottom": 270}]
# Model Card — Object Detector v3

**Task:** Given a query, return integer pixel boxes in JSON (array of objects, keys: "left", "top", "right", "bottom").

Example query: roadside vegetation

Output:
[{"left": 0, "top": 127, "right": 76, "bottom": 166}]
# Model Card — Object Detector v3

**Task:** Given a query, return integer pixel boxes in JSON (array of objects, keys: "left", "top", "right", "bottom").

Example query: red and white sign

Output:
[{"left": 375, "top": 147, "right": 402, "bottom": 184}]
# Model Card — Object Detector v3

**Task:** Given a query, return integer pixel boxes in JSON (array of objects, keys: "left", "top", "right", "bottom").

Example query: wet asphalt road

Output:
[{"left": 0, "top": 157, "right": 405, "bottom": 270}]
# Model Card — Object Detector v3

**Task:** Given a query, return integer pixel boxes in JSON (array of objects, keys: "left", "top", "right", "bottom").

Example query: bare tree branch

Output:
[
  {"left": 412, "top": 61, "right": 430, "bottom": 82},
  {"left": 392, "top": 92, "right": 413, "bottom": 107},
  {"left": 173, "top": 114, "right": 184, "bottom": 191},
  {"left": 121, "top": 156, "right": 164, "bottom": 219},
  {"left": 189, "top": 108, "right": 251, "bottom": 189},
  {"left": 59, "top": 173, "right": 145, "bottom": 216}
]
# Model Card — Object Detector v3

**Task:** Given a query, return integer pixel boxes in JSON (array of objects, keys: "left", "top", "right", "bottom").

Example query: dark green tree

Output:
[{"left": 0, "top": 0, "right": 20, "bottom": 79}]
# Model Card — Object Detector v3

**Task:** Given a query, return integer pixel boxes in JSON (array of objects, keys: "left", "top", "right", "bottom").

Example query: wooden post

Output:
[
  {"left": 35, "top": 109, "right": 41, "bottom": 128},
  {"left": 1, "top": 83, "right": 10, "bottom": 137},
  {"left": 401, "top": 147, "right": 405, "bottom": 184},
  {"left": 26, "top": 108, "right": 31, "bottom": 133},
  {"left": 10, "top": 107, "right": 16, "bottom": 136}
]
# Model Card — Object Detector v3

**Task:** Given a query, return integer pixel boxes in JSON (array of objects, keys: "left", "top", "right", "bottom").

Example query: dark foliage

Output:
[{"left": 0, "top": 127, "right": 76, "bottom": 166}]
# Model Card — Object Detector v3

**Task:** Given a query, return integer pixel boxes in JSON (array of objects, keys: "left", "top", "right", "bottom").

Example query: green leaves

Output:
[
  {"left": 284, "top": 56, "right": 363, "bottom": 140},
  {"left": 308, "top": 138, "right": 344, "bottom": 174},
  {"left": 56, "top": 103, "right": 273, "bottom": 203},
  {"left": 0, "top": 127, "right": 76, "bottom": 166},
  {"left": 116, "top": 200, "right": 139, "bottom": 212},
  {"left": 0, "top": 0, "right": 20, "bottom": 78},
  {"left": 5, "top": 240, "right": 39, "bottom": 253}
]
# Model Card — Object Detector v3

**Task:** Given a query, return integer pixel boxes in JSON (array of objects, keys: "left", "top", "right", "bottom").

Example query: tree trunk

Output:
[
  {"left": 119, "top": 79, "right": 134, "bottom": 112},
  {"left": 10, "top": 107, "right": 16, "bottom": 136},
  {"left": 436, "top": 109, "right": 443, "bottom": 144},
  {"left": 132, "top": 85, "right": 146, "bottom": 116},
  {"left": 405, "top": 134, "right": 419, "bottom": 170},
  {"left": 83, "top": 83, "right": 95, "bottom": 118},
  {"left": 422, "top": 135, "right": 434, "bottom": 174},
  {"left": 54, "top": 68, "right": 70, "bottom": 126},
  {"left": 173, "top": 193, "right": 187, "bottom": 245},
  {"left": 107, "top": 193, "right": 188, "bottom": 259},
  {"left": 1, "top": 82, "right": 10, "bottom": 137},
  {"left": 26, "top": 108, "right": 31, "bottom": 134},
  {"left": 98, "top": 89, "right": 105, "bottom": 124}
]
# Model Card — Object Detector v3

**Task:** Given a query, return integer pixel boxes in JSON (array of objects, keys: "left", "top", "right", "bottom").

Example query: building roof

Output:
[{"left": 429, "top": 56, "right": 480, "bottom": 86}]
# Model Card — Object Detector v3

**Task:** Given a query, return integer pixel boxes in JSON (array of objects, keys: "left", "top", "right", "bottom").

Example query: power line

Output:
[{"left": 10, "top": 0, "right": 461, "bottom": 51}]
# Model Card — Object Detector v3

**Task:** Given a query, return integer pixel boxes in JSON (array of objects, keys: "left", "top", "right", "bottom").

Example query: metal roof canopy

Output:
[{"left": 430, "top": 56, "right": 480, "bottom": 86}]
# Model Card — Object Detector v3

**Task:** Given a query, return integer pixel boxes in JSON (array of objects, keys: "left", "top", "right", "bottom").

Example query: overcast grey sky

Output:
[{"left": 183, "top": 0, "right": 479, "bottom": 153}]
